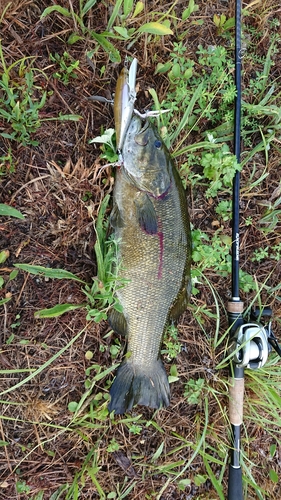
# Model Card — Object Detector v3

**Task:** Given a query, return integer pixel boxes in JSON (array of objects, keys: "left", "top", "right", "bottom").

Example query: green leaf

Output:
[
  {"left": 172, "top": 62, "right": 181, "bottom": 78},
  {"left": 89, "top": 128, "right": 115, "bottom": 147},
  {"left": 151, "top": 441, "right": 164, "bottom": 461},
  {"left": 155, "top": 62, "right": 172, "bottom": 75},
  {"left": 91, "top": 33, "right": 121, "bottom": 63},
  {"left": 14, "top": 264, "right": 85, "bottom": 283},
  {"left": 5, "top": 333, "right": 14, "bottom": 345},
  {"left": 137, "top": 22, "right": 173, "bottom": 36},
  {"left": 132, "top": 1, "right": 144, "bottom": 18},
  {"left": 123, "top": 0, "right": 134, "bottom": 17},
  {"left": 178, "top": 479, "right": 191, "bottom": 491},
  {"left": 113, "top": 26, "right": 129, "bottom": 38},
  {"left": 268, "top": 386, "right": 281, "bottom": 406},
  {"left": 43, "top": 114, "right": 82, "bottom": 122},
  {"left": 40, "top": 5, "right": 72, "bottom": 19},
  {"left": 68, "top": 401, "right": 79, "bottom": 412},
  {"left": 203, "top": 459, "right": 224, "bottom": 499},
  {"left": 93, "top": 310, "right": 108, "bottom": 323},
  {"left": 107, "top": 492, "right": 117, "bottom": 499},
  {"left": 107, "top": 0, "right": 123, "bottom": 30},
  {"left": 170, "top": 364, "right": 178, "bottom": 377},
  {"left": 269, "top": 469, "right": 278, "bottom": 483},
  {"left": 194, "top": 474, "right": 206, "bottom": 487},
  {"left": 184, "top": 67, "right": 193, "bottom": 79},
  {"left": 81, "top": 0, "right": 97, "bottom": 16},
  {"left": 49, "top": 485, "right": 69, "bottom": 500},
  {"left": 67, "top": 33, "right": 83, "bottom": 44},
  {"left": 0, "top": 440, "right": 9, "bottom": 446},
  {"left": 34, "top": 303, "right": 84, "bottom": 319},
  {"left": 270, "top": 443, "right": 276, "bottom": 458},
  {"left": 16, "top": 480, "right": 30, "bottom": 493},
  {"left": 32, "top": 491, "right": 44, "bottom": 500},
  {"left": 182, "top": 0, "right": 199, "bottom": 20},
  {"left": 0, "top": 250, "right": 9, "bottom": 264},
  {"left": 169, "top": 81, "right": 203, "bottom": 146},
  {"left": 148, "top": 88, "right": 161, "bottom": 111},
  {"left": 113, "top": 302, "right": 123, "bottom": 313},
  {"left": 223, "top": 18, "right": 235, "bottom": 30},
  {"left": 0, "top": 204, "right": 25, "bottom": 219},
  {"left": 58, "top": 114, "right": 82, "bottom": 121},
  {"left": 0, "top": 277, "right": 4, "bottom": 288},
  {"left": 9, "top": 269, "right": 19, "bottom": 281}
]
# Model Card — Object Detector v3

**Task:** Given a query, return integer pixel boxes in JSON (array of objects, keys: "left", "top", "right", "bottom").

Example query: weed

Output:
[
  {"left": 127, "top": 423, "right": 142, "bottom": 435},
  {"left": 10, "top": 313, "right": 21, "bottom": 329},
  {"left": 41, "top": 1, "right": 173, "bottom": 63},
  {"left": 213, "top": 13, "right": 235, "bottom": 35},
  {"left": 184, "top": 378, "right": 205, "bottom": 404},
  {"left": 49, "top": 52, "right": 80, "bottom": 85},
  {"left": 107, "top": 438, "right": 120, "bottom": 453},
  {"left": 215, "top": 200, "right": 232, "bottom": 221},
  {"left": 162, "top": 324, "right": 182, "bottom": 361},
  {"left": 0, "top": 265, "right": 19, "bottom": 306},
  {"left": 155, "top": 41, "right": 235, "bottom": 145},
  {"left": 252, "top": 247, "right": 269, "bottom": 262},
  {"left": 0, "top": 147, "right": 14, "bottom": 175},
  {"left": 0, "top": 63, "right": 47, "bottom": 146},
  {"left": 258, "top": 196, "right": 281, "bottom": 233},
  {"left": 245, "top": 216, "right": 253, "bottom": 226},
  {"left": 83, "top": 194, "right": 125, "bottom": 322},
  {"left": 89, "top": 128, "right": 118, "bottom": 163},
  {"left": 0, "top": 42, "right": 81, "bottom": 147},
  {"left": 192, "top": 229, "right": 231, "bottom": 276},
  {"left": 252, "top": 243, "right": 281, "bottom": 263},
  {"left": 15, "top": 479, "right": 31, "bottom": 494},
  {"left": 200, "top": 144, "right": 241, "bottom": 198}
]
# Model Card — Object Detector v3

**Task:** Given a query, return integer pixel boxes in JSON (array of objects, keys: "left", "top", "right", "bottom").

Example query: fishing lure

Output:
[{"left": 113, "top": 57, "right": 138, "bottom": 155}]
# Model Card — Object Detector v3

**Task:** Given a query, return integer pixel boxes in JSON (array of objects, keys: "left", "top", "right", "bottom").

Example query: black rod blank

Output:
[
  {"left": 231, "top": 0, "right": 242, "bottom": 301},
  {"left": 227, "top": 0, "right": 244, "bottom": 499}
]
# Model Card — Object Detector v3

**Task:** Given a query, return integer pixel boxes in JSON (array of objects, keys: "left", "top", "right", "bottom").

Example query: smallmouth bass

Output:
[{"left": 108, "top": 116, "right": 191, "bottom": 414}]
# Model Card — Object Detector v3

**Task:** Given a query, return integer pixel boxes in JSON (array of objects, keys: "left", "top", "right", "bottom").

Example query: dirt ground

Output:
[{"left": 0, "top": 0, "right": 281, "bottom": 499}]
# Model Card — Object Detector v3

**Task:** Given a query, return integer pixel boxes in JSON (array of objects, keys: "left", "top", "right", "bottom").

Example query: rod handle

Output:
[
  {"left": 228, "top": 464, "right": 243, "bottom": 500},
  {"left": 229, "top": 377, "right": 244, "bottom": 425}
]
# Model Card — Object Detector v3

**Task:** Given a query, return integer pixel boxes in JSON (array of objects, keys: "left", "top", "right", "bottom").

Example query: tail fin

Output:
[{"left": 108, "top": 359, "right": 170, "bottom": 414}]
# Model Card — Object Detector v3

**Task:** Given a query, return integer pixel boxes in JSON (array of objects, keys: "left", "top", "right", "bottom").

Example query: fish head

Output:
[{"left": 122, "top": 115, "right": 171, "bottom": 197}]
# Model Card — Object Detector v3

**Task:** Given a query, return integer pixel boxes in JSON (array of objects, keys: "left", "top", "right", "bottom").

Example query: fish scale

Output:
[{"left": 108, "top": 115, "right": 191, "bottom": 414}]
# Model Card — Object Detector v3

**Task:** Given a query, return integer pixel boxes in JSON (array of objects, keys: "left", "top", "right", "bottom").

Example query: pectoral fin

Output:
[{"left": 134, "top": 193, "right": 158, "bottom": 235}]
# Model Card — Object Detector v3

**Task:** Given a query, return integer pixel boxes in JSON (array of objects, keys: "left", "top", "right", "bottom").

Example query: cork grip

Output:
[{"left": 229, "top": 377, "right": 244, "bottom": 425}]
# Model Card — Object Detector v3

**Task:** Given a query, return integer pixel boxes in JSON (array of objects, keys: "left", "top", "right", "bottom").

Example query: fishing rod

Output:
[
  {"left": 227, "top": 1, "right": 281, "bottom": 499},
  {"left": 226, "top": 0, "right": 244, "bottom": 497}
]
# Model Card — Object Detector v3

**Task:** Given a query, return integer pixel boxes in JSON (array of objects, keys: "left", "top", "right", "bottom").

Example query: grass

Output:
[{"left": 0, "top": 0, "right": 281, "bottom": 498}]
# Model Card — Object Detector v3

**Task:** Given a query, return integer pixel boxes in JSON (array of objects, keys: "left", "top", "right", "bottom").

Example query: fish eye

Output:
[{"left": 154, "top": 140, "right": 162, "bottom": 149}]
